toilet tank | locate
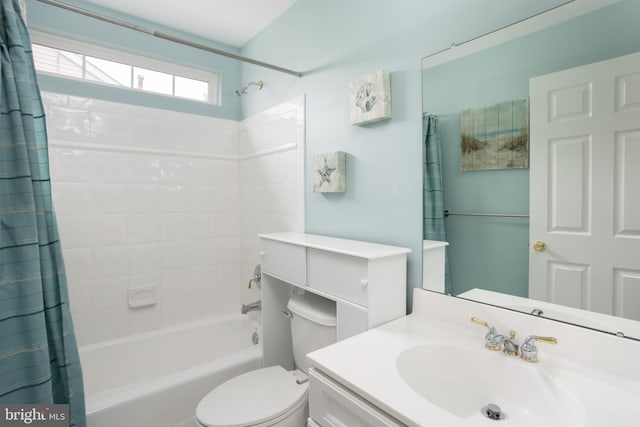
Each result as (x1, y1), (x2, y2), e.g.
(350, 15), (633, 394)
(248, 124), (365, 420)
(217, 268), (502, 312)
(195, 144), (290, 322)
(287, 292), (337, 373)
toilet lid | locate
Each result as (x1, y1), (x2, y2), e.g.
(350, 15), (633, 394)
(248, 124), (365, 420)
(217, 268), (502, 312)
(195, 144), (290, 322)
(196, 366), (308, 427)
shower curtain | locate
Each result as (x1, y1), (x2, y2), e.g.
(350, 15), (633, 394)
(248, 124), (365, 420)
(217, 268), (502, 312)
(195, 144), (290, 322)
(0, 1), (85, 425)
(423, 115), (451, 294)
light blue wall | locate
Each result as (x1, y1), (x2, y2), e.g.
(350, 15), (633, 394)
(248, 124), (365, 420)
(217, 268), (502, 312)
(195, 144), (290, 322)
(25, 0), (578, 309)
(239, 0), (567, 309)
(25, 0), (242, 120)
(422, 0), (640, 297)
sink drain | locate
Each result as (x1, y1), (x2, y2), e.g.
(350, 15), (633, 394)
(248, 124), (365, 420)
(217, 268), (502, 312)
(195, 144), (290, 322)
(481, 403), (505, 420)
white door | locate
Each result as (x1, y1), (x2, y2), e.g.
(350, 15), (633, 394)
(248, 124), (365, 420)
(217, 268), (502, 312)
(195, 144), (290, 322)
(529, 52), (640, 320)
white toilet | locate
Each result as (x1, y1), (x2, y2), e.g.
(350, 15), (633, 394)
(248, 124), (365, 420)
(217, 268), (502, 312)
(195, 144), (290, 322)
(195, 292), (337, 427)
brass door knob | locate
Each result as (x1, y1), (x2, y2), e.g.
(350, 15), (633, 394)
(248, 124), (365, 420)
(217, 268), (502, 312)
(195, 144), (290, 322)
(533, 241), (547, 252)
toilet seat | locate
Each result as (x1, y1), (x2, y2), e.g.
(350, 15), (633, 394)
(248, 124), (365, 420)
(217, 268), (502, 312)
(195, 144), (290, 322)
(196, 366), (308, 427)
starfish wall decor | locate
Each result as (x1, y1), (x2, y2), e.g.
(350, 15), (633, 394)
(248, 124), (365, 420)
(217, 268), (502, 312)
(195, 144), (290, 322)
(313, 152), (346, 193)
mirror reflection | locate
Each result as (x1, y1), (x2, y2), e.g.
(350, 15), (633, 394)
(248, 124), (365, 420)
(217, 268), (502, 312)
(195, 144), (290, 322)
(421, 0), (640, 339)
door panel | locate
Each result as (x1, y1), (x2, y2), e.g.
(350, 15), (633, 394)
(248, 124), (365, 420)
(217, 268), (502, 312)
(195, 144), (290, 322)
(548, 135), (591, 233)
(613, 269), (640, 319)
(530, 52), (640, 319)
(615, 72), (640, 112)
(548, 82), (592, 121)
(614, 130), (640, 237)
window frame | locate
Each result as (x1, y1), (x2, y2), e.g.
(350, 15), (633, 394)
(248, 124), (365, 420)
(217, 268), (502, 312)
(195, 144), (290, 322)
(30, 31), (220, 105)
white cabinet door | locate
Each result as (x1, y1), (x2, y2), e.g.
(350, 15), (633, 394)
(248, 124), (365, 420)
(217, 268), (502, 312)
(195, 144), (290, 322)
(262, 239), (307, 285)
(529, 52), (640, 319)
(309, 369), (405, 427)
(307, 248), (368, 306)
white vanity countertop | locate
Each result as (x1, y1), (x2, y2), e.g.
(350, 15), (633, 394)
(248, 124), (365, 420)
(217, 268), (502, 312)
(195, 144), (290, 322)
(308, 312), (475, 427)
(307, 290), (640, 427)
(259, 232), (411, 259)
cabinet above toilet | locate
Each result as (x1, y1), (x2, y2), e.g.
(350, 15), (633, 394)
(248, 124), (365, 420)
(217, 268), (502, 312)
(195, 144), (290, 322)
(259, 232), (410, 369)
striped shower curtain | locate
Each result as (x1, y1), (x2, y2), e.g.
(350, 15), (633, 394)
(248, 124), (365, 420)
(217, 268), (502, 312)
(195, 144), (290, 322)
(423, 115), (451, 294)
(0, 0), (85, 425)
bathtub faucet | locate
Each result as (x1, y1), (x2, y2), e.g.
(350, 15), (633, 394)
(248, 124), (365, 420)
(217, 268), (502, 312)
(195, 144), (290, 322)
(241, 299), (262, 314)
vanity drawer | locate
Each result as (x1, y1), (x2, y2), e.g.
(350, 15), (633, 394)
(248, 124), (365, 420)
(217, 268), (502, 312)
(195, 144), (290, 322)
(261, 239), (306, 285)
(307, 248), (368, 306)
(309, 368), (404, 427)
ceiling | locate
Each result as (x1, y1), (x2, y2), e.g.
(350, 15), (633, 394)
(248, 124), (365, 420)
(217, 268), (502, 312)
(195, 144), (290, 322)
(82, 0), (298, 48)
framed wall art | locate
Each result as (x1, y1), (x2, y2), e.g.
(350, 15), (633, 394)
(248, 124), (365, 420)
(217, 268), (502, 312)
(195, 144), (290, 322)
(460, 98), (529, 171)
(349, 70), (392, 126)
(313, 151), (346, 193)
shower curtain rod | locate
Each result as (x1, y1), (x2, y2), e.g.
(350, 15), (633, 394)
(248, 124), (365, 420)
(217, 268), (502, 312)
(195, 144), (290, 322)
(34, 0), (304, 77)
(444, 210), (529, 218)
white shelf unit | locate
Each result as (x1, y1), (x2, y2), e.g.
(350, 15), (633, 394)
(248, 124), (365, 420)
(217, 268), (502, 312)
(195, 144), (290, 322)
(260, 232), (410, 369)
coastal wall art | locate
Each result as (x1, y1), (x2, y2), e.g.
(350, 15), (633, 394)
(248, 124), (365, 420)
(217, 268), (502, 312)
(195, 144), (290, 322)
(349, 70), (392, 126)
(460, 98), (529, 171)
(313, 151), (346, 193)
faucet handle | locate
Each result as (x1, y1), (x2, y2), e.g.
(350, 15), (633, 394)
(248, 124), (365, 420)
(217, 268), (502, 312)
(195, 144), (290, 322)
(471, 317), (504, 351)
(520, 335), (557, 363)
(248, 265), (262, 289)
(470, 317), (488, 327)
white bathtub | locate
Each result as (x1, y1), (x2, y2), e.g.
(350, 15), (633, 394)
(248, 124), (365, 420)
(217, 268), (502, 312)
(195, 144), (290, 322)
(80, 314), (263, 427)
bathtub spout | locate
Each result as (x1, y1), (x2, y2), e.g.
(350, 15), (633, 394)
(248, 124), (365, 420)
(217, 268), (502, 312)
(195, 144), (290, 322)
(241, 300), (262, 314)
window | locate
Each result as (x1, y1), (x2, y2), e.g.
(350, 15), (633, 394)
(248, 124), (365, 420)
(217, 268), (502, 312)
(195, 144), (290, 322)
(31, 32), (218, 105)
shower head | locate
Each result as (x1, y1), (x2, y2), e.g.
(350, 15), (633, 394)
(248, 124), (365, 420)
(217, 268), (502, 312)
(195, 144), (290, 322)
(235, 80), (263, 96)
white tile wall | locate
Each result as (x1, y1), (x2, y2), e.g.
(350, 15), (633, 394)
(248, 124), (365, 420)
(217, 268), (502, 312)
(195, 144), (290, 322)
(45, 92), (305, 346)
(239, 96), (306, 307)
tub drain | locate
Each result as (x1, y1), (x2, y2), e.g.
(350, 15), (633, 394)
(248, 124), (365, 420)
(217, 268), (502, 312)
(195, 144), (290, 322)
(251, 331), (259, 345)
(481, 403), (505, 420)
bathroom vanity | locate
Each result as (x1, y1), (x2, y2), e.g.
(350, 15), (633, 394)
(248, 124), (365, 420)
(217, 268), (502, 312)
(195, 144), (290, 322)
(307, 289), (640, 427)
(259, 232), (411, 370)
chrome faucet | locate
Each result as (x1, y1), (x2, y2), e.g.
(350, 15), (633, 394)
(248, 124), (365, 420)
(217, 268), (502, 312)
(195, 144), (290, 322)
(241, 299), (262, 314)
(472, 317), (558, 362)
(502, 330), (520, 356)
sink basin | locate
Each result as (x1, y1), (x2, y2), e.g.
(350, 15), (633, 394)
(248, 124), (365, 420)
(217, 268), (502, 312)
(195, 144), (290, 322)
(396, 344), (585, 426)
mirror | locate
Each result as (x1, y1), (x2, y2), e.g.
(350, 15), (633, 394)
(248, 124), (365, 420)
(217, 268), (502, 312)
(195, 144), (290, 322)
(421, 0), (640, 339)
